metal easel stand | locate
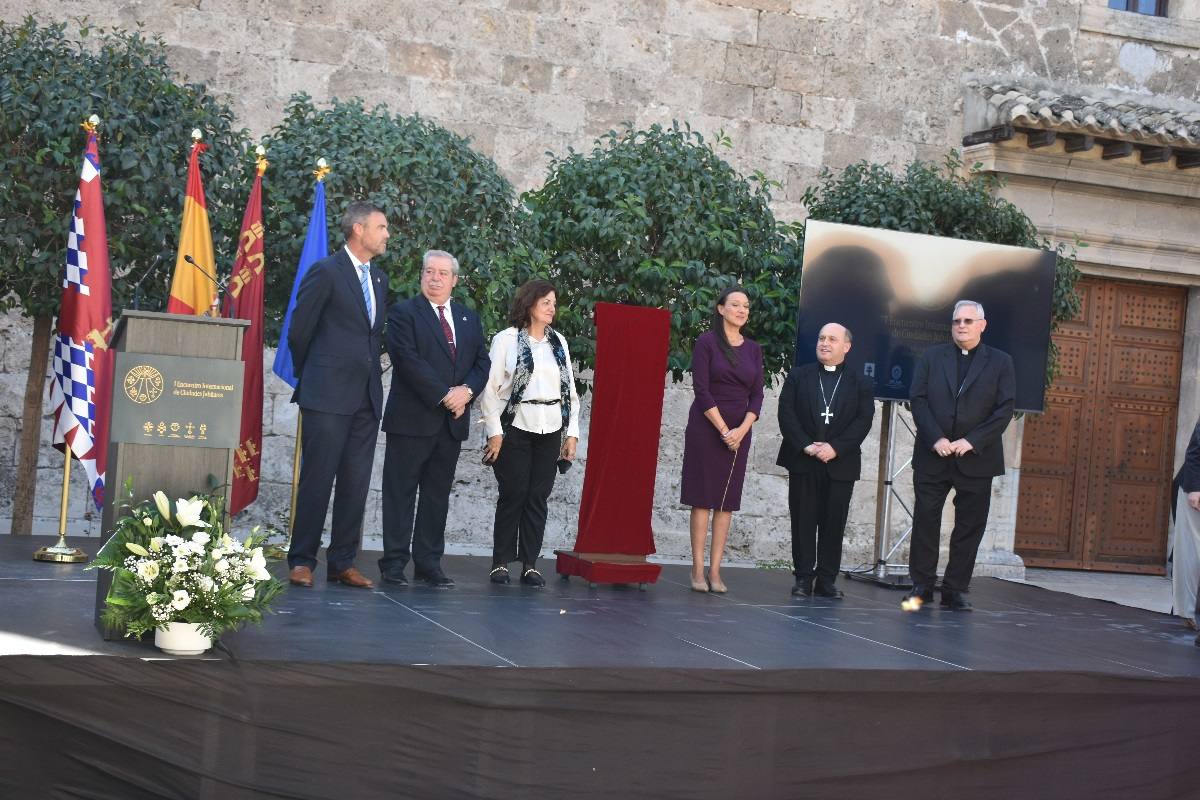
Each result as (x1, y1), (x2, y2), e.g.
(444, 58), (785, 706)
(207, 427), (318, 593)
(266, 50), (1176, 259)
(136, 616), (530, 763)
(845, 400), (914, 590)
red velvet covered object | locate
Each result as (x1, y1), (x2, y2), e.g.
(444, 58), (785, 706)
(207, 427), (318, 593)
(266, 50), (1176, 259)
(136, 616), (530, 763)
(556, 303), (670, 586)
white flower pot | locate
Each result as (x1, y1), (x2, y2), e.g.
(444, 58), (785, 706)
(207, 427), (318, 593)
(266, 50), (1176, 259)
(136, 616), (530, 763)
(154, 622), (211, 656)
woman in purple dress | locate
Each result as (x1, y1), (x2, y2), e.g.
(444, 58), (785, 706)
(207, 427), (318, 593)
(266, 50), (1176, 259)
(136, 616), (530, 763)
(680, 287), (764, 593)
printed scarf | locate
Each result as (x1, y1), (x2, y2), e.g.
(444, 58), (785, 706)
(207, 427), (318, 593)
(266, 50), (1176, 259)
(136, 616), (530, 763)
(502, 326), (572, 445)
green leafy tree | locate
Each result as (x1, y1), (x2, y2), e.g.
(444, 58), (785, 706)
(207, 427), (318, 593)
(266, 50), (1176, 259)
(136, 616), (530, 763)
(0, 17), (250, 534)
(800, 152), (1082, 381)
(259, 95), (529, 340)
(522, 122), (800, 383)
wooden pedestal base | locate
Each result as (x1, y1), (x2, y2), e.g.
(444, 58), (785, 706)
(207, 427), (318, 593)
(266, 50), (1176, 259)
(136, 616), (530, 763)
(554, 550), (662, 588)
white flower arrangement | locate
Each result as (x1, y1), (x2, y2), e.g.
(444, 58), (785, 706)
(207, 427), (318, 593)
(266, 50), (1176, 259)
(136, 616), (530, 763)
(90, 483), (284, 640)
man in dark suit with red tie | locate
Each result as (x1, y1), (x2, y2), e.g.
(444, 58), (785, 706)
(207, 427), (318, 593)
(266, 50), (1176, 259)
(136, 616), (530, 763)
(777, 323), (875, 599)
(379, 250), (490, 587)
(286, 201), (390, 589)
(905, 300), (1015, 611)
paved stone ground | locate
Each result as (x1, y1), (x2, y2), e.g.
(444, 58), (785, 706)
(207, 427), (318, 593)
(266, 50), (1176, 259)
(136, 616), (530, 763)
(1015, 567), (1174, 615)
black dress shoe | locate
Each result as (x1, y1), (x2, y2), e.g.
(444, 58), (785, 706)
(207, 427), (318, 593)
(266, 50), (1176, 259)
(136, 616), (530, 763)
(791, 579), (814, 597)
(940, 590), (973, 611)
(380, 571), (409, 587)
(904, 584), (934, 603)
(520, 567), (546, 587)
(489, 565), (510, 585)
(415, 569), (455, 587)
(813, 583), (844, 599)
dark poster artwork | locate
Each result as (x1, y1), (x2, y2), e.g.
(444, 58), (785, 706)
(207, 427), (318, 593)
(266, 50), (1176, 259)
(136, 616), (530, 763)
(796, 220), (1057, 412)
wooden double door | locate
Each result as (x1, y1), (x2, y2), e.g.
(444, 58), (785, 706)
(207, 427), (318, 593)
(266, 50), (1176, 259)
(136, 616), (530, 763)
(1015, 277), (1186, 574)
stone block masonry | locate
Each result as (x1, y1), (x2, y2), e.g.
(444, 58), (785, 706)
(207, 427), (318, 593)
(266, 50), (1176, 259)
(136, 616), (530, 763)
(5, 0), (1195, 219)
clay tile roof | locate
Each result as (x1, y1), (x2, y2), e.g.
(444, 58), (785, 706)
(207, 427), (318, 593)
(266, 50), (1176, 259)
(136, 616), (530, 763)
(972, 82), (1200, 147)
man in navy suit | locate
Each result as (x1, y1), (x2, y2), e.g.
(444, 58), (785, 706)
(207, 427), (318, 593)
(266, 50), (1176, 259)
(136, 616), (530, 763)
(286, 201), (390, 589)
(379, 250), (490, 587)
(905, 300), (1015, 611)
(777, 322), (875, 599)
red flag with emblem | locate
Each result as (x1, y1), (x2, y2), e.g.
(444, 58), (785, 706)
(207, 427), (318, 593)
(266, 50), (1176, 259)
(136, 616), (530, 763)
(224, 155), (267, 514)
(49, 121), (114, 509)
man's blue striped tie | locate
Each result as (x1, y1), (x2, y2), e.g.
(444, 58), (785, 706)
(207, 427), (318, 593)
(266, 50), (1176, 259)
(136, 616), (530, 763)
(359, 265), (373, 323)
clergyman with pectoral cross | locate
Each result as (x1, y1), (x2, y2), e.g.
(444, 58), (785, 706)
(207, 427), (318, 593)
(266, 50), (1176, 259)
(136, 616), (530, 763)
(776, 322), (876, 599)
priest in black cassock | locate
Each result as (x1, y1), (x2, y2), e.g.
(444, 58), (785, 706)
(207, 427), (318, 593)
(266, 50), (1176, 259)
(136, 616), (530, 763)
(904, 300), (1015, 612)
(777, 322), (875, 598)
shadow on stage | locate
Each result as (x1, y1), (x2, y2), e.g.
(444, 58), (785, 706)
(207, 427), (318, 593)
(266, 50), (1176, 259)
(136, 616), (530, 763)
(2, 535), (1200, 799)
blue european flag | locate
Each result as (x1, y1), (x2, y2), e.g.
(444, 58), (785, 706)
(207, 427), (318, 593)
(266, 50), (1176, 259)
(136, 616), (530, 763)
(272, 180), (329, 388)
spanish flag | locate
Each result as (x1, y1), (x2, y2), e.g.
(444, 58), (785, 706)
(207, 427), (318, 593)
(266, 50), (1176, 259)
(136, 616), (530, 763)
(166, 138), (217, 315)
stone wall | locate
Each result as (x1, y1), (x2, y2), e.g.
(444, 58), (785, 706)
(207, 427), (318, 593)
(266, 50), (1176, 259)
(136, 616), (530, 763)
(2, 0), (1198, 570)
(1, 0), (1197, 220)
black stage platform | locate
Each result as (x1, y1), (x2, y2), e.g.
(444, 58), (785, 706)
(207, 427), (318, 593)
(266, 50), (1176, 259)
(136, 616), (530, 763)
(3, 534), (1200, 799)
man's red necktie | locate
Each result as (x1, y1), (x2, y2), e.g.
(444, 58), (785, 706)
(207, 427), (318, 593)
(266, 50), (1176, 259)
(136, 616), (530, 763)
(437, 305), (457, 360)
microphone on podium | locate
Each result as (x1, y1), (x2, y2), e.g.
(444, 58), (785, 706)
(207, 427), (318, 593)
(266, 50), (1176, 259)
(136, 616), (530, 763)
(130, 252), (167, 311)
(183, 254), (228, 317)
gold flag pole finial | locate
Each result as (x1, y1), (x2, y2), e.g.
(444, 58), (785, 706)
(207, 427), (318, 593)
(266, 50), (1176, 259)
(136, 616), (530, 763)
(81, 114), (100, 135)
(255, 144), (269, 176)
(313, 157), (331, 182)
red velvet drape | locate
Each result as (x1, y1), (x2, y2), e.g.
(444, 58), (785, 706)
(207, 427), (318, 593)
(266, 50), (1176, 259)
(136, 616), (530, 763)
(574, 303), (671, 555)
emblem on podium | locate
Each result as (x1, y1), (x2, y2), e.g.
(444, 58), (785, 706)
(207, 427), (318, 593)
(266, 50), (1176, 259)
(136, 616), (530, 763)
(123, 365), (164, 404)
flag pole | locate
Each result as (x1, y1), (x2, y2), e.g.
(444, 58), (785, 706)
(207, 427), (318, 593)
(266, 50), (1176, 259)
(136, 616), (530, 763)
(37, 113), (110, 565)
(33, 448), (87, 563)
(274, 157), (330, 558)
(287, 415), (302, 552)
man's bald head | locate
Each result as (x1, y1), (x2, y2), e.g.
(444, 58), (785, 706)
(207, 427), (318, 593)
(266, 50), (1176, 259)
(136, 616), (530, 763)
(816, 323), (852, 366)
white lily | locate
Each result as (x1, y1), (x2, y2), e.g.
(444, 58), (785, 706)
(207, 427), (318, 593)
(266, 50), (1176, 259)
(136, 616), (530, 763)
(136, 560), (160, 582)
(153, 491), (171, 521)
(247, 547), (271, 582)
(149, 537), (164, 552)
(174, 497), (210, 529)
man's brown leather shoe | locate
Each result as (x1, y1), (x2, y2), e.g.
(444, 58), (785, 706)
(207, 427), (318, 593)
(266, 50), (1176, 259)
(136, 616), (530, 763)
(289, 565), (314, 587)
(328, 566), (375, 588)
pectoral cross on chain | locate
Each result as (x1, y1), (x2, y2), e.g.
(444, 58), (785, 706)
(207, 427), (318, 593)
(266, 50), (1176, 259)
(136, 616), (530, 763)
(818, 371), (842, 427)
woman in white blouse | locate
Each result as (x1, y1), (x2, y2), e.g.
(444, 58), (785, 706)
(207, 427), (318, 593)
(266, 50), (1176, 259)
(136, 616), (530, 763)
(479, 280), (580, 587)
